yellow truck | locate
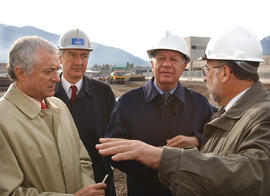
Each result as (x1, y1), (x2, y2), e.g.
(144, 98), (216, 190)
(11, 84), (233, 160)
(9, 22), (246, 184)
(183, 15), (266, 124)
(109, 71), (126, 84)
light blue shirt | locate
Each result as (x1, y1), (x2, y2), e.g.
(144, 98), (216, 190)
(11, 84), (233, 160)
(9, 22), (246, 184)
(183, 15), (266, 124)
(153, 82), (177, 95)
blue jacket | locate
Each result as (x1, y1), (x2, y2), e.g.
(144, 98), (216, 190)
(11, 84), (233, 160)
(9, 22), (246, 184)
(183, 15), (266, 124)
(105, 78), (213, 196)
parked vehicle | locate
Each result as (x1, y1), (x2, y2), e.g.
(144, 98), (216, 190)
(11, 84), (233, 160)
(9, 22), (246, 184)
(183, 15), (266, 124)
(109, 71), (126, 84)
(125, 72), (145, 81)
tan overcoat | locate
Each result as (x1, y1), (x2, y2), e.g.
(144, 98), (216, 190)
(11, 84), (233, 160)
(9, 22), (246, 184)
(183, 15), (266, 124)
(0, 84), (95, 195)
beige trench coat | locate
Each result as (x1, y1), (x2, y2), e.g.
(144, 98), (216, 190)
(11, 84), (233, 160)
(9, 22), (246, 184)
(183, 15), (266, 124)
(158, 82), (270, 196)
(0, 84), (95, 195)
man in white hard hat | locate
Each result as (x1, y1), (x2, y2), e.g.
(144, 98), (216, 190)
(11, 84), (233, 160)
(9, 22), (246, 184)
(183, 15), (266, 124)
(104, 32), (213, 196)
(0, 36), (106, 196)
(97, 27), (270, 196)
(54, 29), (116, 196)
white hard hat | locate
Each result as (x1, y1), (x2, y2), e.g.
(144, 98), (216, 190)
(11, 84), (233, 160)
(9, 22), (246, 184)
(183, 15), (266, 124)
(203, 26), (263, 62)
(147, 31), (190, 63)
(58, 29), (93, 51)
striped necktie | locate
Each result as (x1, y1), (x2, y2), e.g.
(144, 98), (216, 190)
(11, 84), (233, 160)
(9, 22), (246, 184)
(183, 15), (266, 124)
(161, 92), (172, 105)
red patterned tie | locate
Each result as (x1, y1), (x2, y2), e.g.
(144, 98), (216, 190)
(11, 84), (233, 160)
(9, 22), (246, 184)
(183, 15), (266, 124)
(41, 102), (47, 109)
(70, 85), (78, 104)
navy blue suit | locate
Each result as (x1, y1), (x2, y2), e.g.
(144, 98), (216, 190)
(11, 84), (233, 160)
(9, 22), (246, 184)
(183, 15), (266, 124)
(55, 75), (116, 196)
(105, 78), (212, 196)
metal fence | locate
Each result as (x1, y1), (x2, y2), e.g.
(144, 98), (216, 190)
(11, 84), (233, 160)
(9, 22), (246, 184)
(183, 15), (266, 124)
(180, 70), (204, 82)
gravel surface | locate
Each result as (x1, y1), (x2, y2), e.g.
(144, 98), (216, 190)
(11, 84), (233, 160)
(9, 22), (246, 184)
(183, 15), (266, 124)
(114, 169), (127, 196)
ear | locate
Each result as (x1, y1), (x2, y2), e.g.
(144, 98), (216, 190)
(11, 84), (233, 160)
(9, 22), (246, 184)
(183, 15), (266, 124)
(220, 65), (231, 82)
(14, 66), (26, 81)
(59, 55), (63, 64)
(181, 62), (188, 72)
(150, 60), (155, 72)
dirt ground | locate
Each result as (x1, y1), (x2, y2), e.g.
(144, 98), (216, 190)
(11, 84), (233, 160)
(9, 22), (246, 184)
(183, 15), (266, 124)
(110, 80), (210, 98)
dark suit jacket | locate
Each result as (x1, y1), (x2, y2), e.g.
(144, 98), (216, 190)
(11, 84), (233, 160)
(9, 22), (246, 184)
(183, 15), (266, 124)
(55, 74), (116, 196)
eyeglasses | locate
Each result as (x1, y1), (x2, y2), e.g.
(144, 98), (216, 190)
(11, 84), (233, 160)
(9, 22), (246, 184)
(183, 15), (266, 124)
(201, 64), (225, 76)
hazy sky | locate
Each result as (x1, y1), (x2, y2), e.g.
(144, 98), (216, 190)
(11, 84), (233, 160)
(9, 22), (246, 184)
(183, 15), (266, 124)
(1, 0), (269, 60)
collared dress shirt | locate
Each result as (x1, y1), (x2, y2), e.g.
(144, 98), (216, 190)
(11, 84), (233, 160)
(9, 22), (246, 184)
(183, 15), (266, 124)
(61, 76), (83, 99)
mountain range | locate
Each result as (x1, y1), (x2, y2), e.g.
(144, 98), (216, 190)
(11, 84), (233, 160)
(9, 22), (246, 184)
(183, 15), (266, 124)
(261, 36), (270, 55)
(0, 24), (150, 66)
(0, 23), (269, 66)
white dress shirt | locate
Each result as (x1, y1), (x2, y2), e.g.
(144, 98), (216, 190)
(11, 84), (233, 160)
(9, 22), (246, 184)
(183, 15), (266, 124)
(225, 88), (249, 112)
(61, 76), (83, 99)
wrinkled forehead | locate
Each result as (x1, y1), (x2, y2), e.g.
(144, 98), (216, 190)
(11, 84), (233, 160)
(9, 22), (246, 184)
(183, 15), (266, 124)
(153, 49), (184, 58)
(63, 49), (90, 54)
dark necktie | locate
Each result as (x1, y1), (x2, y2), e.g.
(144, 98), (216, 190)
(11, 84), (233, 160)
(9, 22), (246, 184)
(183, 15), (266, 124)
(219, 107), (225, 114)
(211, 107), (225, 119)
(41, 102), (47, 109)
(70, 85), (78, 104)
(161, 92), (173, 105)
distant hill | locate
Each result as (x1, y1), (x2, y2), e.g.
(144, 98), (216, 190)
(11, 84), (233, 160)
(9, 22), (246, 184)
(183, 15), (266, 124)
(261, 36), (270, 55)
(0, 24), (150, 66)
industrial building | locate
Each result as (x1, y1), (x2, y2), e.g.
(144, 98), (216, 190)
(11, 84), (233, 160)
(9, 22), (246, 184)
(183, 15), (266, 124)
(184, 36), (210, 70)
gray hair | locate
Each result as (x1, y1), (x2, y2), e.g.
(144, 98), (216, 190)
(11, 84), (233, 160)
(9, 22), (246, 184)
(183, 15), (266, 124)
(217, 60), (259, 82)
(7, 36), (57, 81)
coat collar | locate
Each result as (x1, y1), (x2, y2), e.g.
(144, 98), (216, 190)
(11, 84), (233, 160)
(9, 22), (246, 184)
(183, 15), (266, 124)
(80, 75), (93, 97)
(208, 81), (268, 131)
(4, 83), (60, 119)
(55, 73), (93, 99)
(143, 77), (185, 104)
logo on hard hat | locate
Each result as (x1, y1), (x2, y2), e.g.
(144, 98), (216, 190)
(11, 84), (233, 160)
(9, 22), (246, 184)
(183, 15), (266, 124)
(72, 38), (84, 46)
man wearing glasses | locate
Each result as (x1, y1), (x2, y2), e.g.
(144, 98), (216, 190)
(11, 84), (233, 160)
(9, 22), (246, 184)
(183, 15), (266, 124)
(97, 27), (270, 196)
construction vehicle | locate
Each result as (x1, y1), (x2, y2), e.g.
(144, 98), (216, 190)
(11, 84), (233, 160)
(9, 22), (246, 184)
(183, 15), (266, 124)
(109, 71), (126, 84)
(125, 72), (145, 81)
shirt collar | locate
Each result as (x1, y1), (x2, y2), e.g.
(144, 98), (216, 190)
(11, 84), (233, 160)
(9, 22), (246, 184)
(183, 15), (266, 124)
(15, 85), (45, 109)
(153, 81), (177, 94)
(143, 77), (185, 103)
(225, 87), (249, 112)
(61, 75), (83, 98)
(5, 84), (61, 119)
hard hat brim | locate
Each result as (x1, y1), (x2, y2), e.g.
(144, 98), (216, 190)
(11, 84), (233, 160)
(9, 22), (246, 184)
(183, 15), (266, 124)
(147, 48), (190, 63)
(58, 46), (93, 51)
